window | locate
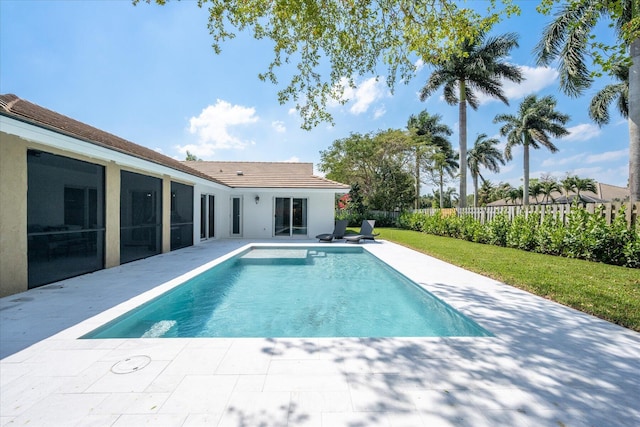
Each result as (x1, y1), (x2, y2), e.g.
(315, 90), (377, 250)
(27, 150), (105, 288)
(120, 171), (162, 264)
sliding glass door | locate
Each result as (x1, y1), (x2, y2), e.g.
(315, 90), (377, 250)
(120, 171), (162, 264)
(274, 197), (307, 236)
(27, 150), (105, 288)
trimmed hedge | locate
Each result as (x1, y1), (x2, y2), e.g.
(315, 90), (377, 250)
(397, 205), (640, 268)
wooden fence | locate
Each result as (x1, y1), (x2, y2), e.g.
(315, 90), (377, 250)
(413, 202), (640, 227)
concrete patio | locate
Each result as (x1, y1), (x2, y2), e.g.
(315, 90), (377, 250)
(1, 239), (639, 426)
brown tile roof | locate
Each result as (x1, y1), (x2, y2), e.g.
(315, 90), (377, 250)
(183, 161), (350, 189)
(0, 94), (224, 185)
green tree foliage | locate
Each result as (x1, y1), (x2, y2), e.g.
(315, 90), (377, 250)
(406, 110), (453, 208)
(432, 187), (458, 208)
(589, 61), (629, 125)
(539, 176), (560, 203)
(427, 143), (459, 209)
(419, 31), (522, 207)
(561, 174), (598, 203)
(185, 150), (202, 161)
(494, 94), (570, 206)
(135, 0), (521, 129)
(319, 129), (414, 211)
(535, 0), (639, 203)
(467, 133), (505, 207)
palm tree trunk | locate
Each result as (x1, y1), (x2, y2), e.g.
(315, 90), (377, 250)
(473, 173), (479, 207)
(523, 142), (530, 206)
(629, 36), (640, 203)
(458, 81), (468, 208)
(439, 169), (444, 209)
(415, 150), (421, 209)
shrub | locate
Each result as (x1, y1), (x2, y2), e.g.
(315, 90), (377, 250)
(535, 210), (565, 255)
(486, 211), (510, 247)
(396, 205), (638, 268)
(506, 211), (540, 251)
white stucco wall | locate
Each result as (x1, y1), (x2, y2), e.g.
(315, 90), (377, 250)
(236, 189), (341, 239)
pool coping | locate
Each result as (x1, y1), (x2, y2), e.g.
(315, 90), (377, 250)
(1, 239), (639, 426)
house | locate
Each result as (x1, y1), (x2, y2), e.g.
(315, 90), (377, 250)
(0, 94), (349, 297)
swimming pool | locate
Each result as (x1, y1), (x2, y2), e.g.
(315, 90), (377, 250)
(82, 246), (491, 338)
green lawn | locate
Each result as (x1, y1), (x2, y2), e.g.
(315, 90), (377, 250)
(372, 228), (640, 332)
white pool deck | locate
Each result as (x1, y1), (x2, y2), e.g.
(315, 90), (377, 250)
(1, 239), (639, 427)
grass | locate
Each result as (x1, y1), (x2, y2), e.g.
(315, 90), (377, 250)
(373, 227), (640, 332)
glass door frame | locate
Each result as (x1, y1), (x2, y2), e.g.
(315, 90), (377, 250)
(200, 194), (215, 240)
(273, 197), (308, 237)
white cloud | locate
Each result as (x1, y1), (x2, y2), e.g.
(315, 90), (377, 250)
(153, 147), (164, 154)
(414, 59), (425, 72)
(331, 76), (388, 115)
(180, 99), (258, 157)
(282, 156), (300, 163)
(373, 105), (386, 119)
(541, 153), (586, 168)
(288, 107), (297, 116)
(538, 149), (627, 174)
(477, 65), (558, 105)
(564, 123), (601, 142)
(272, 120), (286, 133)
(585, 149), (628, 164)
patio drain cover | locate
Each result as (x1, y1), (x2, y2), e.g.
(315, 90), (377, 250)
(111, 355), (151, 374)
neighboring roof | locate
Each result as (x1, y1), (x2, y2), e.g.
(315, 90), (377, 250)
(183, 161), (350, 189)
(597, 182), (629, 201)
(0, 94), (224, 186)
(486, 182), (629, 206)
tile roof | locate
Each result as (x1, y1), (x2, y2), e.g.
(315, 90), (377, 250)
(183, 161), (350, 189)
(0, 94), (224, 185)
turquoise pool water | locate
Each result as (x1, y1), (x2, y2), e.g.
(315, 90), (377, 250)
(83, 246), (491, 338)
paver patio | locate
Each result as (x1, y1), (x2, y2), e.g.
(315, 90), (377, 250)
(1, 239), (639, 426)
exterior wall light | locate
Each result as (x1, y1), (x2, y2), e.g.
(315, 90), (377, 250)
(255, 195), (260, 204)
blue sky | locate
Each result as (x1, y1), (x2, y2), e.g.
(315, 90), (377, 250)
(0, 0), (630, 193)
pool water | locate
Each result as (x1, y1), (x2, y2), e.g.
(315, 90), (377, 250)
(83, 246), (491, 338)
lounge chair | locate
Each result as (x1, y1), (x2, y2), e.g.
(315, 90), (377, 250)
(315, 219), (349, 242)
(344, 219), (380, 243)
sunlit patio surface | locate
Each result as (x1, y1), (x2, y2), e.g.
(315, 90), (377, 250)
(1, 239), (639, 426)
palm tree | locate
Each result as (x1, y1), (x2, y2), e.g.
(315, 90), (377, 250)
(407, 111), (453, 209)
(467, 133), (505, 207)
(494, 182), (513, 203)
(575, 177), (598, 200)
(419, 31), (522, 208)
(534, 0), (639, 202)
(561, 175), (578, 204)
(506, 186), (523, 205)
(589, 61), (629, 125)
(528, 179), (544, 204)
(477, 179), (497, 206)
(494, 95), (570, 206)
(540, 178), (560, 203)
(429, 144), (459, 209)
